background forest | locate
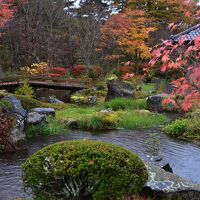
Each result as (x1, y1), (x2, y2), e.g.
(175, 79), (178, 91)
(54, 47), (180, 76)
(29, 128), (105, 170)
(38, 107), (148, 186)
(0, 0), (199, 71)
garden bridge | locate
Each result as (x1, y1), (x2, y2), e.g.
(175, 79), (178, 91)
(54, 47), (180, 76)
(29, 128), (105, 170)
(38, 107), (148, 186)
(0, 76), (89, 92)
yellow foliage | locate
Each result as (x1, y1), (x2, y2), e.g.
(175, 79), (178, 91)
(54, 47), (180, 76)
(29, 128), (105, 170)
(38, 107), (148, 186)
(21, 62), (49, 75)
(118, 10), (156, 59)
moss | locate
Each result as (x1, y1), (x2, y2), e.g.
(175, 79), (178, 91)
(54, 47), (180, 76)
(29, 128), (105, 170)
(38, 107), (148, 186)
(14, 94), (72, 111)
(22, 140), (148, 200)
(71, 84), (107, 104)
(0, 98), (13, 111)
(0, 92), (73, 111)
(16, 95), (72, 111)
(71, 95), (88, 104)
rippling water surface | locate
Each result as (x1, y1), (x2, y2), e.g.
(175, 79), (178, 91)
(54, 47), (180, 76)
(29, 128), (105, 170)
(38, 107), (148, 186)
(1, 129), (200, 200)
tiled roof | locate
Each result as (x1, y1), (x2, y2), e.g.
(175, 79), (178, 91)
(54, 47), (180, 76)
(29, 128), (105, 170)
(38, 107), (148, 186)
(170, 24), (200, 42)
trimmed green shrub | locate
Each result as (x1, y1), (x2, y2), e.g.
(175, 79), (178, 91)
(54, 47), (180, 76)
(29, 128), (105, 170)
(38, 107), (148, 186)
(103, 98), (147, 111)
(164, 119), (188, 138)
(164, 115), (200, 140)
(26, 118), (67, 137)
(22, 140), (148, 200)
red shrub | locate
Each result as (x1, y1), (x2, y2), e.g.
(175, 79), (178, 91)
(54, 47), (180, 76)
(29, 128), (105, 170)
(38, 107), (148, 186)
(50, 67), (68, 77)
(71, 65), (86, 77)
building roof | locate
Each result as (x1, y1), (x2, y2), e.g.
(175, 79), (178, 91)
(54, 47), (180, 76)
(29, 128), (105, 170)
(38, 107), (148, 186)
(170, 23), (200, 42)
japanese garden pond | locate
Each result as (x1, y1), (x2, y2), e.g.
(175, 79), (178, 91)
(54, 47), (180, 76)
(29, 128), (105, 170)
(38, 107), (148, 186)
(1, 128), (200, 200)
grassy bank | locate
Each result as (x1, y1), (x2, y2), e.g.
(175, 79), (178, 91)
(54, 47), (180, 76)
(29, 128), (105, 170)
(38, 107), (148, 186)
(57, 101), (167, 130)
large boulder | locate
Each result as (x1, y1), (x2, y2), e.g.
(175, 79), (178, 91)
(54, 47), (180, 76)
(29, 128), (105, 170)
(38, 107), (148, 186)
(143, 163), (200, 200)
(5, 95), (27, 142)
(28, 108), (55, 126)
(147, 93), (174, 112)
(27, 112), (46, 125)
(30, 108), (55, 117)
(6, 95), (27, 118)
(106, 79), (134, 101)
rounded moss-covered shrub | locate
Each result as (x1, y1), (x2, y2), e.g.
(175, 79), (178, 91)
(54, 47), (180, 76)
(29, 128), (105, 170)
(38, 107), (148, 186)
(22, 140), (148, 200)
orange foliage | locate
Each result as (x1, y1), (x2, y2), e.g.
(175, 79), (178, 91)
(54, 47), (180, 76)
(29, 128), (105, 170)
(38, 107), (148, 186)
(100, 9), (155, 60)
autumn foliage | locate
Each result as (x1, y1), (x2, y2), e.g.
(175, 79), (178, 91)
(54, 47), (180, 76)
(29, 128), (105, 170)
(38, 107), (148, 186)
(90, 65), (104, 77)
(21, 62), (49, 75)
(151, 35), (200, 111)
(0, 0), (14, 28)
(100, 9), (155, 63)
(71, 65), (86, 77)
(0, 112), (16, 153)
(50, 67), (68, 77)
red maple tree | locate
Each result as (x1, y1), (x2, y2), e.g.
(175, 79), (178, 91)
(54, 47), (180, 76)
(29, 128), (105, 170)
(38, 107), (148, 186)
(150, 34), (200, 111)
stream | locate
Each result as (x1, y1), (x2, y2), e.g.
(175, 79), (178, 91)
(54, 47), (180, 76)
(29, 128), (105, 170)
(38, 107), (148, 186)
(1, 129), (200, 200)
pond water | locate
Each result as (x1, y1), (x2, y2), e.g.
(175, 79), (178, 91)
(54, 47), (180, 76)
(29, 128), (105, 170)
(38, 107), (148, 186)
(1, 129), (200, 200)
